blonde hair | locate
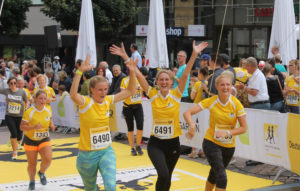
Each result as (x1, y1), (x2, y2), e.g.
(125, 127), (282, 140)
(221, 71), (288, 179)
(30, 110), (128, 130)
(215, 70), (233, 86)
(89, 76), (108, 96)
(155, 69), (174, 82)
(36, 74), (47, 82)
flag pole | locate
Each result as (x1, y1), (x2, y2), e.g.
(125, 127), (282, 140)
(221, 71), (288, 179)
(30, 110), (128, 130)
(0, 0), (5, 17)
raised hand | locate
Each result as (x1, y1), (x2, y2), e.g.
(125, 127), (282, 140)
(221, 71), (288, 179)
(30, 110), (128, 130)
(193, 41), (209, 55)
(126, 56), (139, 72)
(79, 54), (92, 72)
(109, 42), (127, 59)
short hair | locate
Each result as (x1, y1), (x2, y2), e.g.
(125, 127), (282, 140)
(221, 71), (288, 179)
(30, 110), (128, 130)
(246, 57), (258, 68)
(7, 61), (14, 68)
(36, 74), (47, 82)
(272, 45), (279, 51)
(34, 90), (47, 98)
(44, 68), (54, 75)
(263, 63), (272, 74)
(215, 70), (234, 86)
(99, 61), (108, 69)
(7, 77), (17, 84)
(57, 70), (67, 79)
(274, 55), (281, 63)
(178, 50), (187, 57)
(12, 67), (20, 74)
(239, 58), (247, 68)
(16, 76), (24, 81)
(58, 84), (66, 92)
(210, 53), (223, 66)
(130, 43), (138, 50)
(140, 67), (148, 76)
(112, 64), (121, 71)
(32, 66), (41, 74)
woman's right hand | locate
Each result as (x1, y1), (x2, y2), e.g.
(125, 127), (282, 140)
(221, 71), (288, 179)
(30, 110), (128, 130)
(186, 126), (196, 140)
(34, 123), (42, 130)
(78, 54), (92, 72)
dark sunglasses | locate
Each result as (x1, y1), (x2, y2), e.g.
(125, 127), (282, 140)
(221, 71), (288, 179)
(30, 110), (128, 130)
(9, 82), (16, 85)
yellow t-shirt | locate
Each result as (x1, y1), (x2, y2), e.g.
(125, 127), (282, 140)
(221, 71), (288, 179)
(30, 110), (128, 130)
(285, 75), (300, 106)
(199, 95), (246, 148)
(234, 67), (251, 84)
(22, 105), (52, 141)
(33, 86), (55, 101)
(147, 87), (182, 139)
(192, 81), (205, 103)
(23, 88), (32, 101)
(120, 76), (143, 106)
(78, 96), (114, 151)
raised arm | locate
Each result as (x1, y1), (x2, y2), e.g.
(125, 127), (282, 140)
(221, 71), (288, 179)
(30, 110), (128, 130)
(178, 41), (208, 93)
(70, 55), (92, 105)
(114, 58), (137, 103)
(110, 42), (149, 93)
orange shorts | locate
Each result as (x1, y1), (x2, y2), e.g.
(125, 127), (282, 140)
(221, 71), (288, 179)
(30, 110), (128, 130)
(23, 136), (51, 151)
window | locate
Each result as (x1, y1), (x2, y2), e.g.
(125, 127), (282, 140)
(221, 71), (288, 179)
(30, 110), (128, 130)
(31, 0), (43, 5)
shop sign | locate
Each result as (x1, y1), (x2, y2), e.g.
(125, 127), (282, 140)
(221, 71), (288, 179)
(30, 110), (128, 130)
(254, 8), (274, 17)
(188, 25), (205, 37)
(166, 27), (184, 37)
(136, 25), (184, 37)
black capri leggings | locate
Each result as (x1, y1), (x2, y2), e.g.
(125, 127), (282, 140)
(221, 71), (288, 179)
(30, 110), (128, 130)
(147, 136), (180, 191)
(5, 115), (23, 141)
(122, 104), (144, 132)
(202, 139), (235, 189)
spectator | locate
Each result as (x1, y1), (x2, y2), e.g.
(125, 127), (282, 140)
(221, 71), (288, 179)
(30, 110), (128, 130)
(288, 59), (297, 75)
(221, 53), (236, 84)
(0, 68), (8, 89)
(7, 61), (15, 79)
(258, 60), (265, 71)
(108, 65), (126, 95)
(174, 50), (190, 102)
(139, 67), (154, 87)
(57, 70), (72, 92)
(206, 53), (224, 96)
(274, 55), (287, 78)
(130, 43), (142, 68)
(1, 60), (10, 80)
(263, 63), (285, 112)
(271, 45), (280, 57)
(99, 61), (113, 85)
(239, 57), (270, 110)
(12, 67), (21, 78)
(45, 68), (59, 94)
(80, 70), (94, 96)
(52, 56), (61, 74)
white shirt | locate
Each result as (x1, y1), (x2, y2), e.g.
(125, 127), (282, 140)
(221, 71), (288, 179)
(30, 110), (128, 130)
(131, 51), (142, 68)
(247, 69), (269, 103)
(105, 68), (113, 85)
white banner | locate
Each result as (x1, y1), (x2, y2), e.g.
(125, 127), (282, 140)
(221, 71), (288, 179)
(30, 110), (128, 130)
(0, 94), (6, 120)
(188, 25), (205, 37)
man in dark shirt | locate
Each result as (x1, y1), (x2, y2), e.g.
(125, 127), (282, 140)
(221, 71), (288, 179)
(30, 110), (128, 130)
(206, 53), (224, 97)
(108, 64), (127, 95)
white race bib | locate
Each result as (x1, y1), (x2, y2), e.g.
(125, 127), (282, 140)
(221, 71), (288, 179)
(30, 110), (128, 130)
(214, 124), (233, 144)
(131, 92), (142, 102)
(8, 102), (21, 114)
(286, 95), (298, 105)
(90, 126), (112, 150)
(33, 130), (49, 140)
(153, 119), (174, 139)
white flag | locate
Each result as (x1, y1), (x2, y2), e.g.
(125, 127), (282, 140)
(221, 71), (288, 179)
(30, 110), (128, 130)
(146, 0), (169, 68)
(76, 0), (97, 67)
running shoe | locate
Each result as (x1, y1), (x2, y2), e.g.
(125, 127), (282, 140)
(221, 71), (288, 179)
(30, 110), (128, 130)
(18, 143), (23, 150)
(28, 181), (35, 190)
(131, 148), (137, 156)
(12, 152), (17, 160)
(38, 171), (47, 185)
(136, 146), (143, 155)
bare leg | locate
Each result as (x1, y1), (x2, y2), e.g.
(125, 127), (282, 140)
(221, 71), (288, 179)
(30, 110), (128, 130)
(39, 146), (52, 174)
(25, 150), (38, 181)
(11, 138), (18, 152)
(205, 181), (215, 191)
(136, 130), (143, 146)
(127, 131), (134, 148)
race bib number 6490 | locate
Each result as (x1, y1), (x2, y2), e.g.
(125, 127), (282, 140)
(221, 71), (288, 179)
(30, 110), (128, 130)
(90, 127), (112, 150)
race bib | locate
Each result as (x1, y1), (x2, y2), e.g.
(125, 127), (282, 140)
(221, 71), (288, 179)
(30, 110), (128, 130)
(8, 102), (21, 114)
(131, 92), (142, 102)
(214, 124), (233, 144)
(286, 95), (298, 105)
(34, 130), (49, 140)
(90, 126), (112, 150)
(153, 119), (174, 139)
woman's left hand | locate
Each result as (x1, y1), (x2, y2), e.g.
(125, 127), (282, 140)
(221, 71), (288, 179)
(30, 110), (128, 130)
(186, 126), (196, 140)
(50, 124), (56, 132)
(193, 41), (209, 55)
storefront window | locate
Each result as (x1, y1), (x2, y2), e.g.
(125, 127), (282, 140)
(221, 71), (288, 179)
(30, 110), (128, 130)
(252, 28), (268, 60)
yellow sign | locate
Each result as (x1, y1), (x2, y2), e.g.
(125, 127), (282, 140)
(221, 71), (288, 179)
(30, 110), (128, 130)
(287, 113), (300, 174)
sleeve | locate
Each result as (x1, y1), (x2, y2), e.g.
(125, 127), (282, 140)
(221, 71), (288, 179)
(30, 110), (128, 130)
(107, 95), (114, 106)
(147, 86), (157, 99)
(192, 82), (201, 93)
(22, 90), (28, 103)
(22, 108), (30, 122)
(173, 87), (183, 99)
(198, 97), (214, 110)
(120, 78), (126, 89)
(235, 99), (246, 117)
(78, 96), (89, 109)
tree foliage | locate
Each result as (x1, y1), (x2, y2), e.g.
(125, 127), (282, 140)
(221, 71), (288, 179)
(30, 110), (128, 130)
(0, 0), (32, 37)
(41, 0), (138, 41)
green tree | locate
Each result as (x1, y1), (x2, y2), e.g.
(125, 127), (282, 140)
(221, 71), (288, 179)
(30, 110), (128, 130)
(0, 0), (32, 37)
(41, 0), (138, 41)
